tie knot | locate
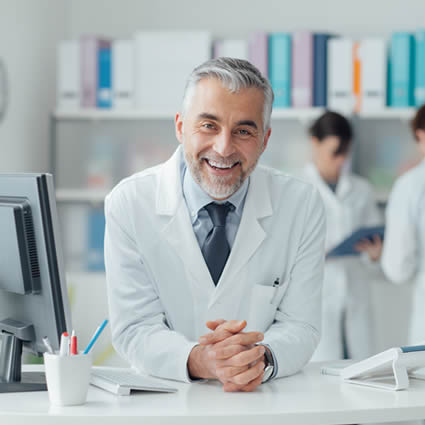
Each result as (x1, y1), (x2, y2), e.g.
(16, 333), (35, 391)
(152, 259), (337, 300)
(204, 202), (233, 227)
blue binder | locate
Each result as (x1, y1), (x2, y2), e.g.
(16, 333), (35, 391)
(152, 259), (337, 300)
(97, 46), (112, 108)
(415, 30), (425, 107)
(268, 33), (291, 108)
(313, 33), (331, 107)
(87, 208), (106, 271)
(389, 32), (415, 107)
(327, 226), (385, 258)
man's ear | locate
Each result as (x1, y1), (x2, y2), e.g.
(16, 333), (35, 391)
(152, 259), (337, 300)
(175, 113), (184, 144)
(261, 128), (272, 153)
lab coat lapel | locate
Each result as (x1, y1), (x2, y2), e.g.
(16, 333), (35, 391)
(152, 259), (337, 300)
(211, 167), (273, 303)
(304, 163), (341, 209)
(336, 173), (352, 200)
(156, 147), (213, 291)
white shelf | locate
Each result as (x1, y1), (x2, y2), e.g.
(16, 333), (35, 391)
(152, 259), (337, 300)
(56, 188), (108, 203)
(54, 108), (176, 120)
(54, 107), (417, 121)
(356, 107), (416, 120)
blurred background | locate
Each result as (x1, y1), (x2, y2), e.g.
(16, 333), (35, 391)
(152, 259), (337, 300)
(0, 0), (424, 366)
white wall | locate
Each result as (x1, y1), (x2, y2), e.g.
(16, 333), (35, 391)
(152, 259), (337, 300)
(0, 0), (68, 172)
(67, 0), (425, 39)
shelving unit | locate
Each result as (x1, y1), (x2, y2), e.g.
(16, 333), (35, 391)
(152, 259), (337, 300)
(51, 107), (416, 204)
(54, 107), (416, 122)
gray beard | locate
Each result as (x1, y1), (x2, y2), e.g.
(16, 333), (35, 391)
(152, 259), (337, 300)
(183, 149), (259, 199)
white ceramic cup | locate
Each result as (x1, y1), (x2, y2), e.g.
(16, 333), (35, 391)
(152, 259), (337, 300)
(44, 352), (92, 406)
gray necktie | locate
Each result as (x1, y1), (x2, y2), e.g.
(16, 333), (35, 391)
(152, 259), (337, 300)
(202, 202), (233, 285)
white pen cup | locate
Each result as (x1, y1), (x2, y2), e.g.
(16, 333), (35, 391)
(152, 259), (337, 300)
(44, 352), (92, 406)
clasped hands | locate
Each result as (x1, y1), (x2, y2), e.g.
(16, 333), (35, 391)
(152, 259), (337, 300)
(187, 319), (266, 392)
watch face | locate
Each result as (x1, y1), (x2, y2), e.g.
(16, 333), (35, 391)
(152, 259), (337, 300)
(262, 365), (274, 383)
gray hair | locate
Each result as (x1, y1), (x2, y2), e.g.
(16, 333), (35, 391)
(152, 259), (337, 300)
(181, 57), (274, 133)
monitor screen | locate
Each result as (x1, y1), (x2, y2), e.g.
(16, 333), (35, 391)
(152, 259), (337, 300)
(0, 173), (71, 392)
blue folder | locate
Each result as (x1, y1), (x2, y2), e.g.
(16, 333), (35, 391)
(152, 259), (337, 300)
(327, 226), (385, 258)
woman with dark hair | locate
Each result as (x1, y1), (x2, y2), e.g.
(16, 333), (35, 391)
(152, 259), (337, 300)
(381, 104), (425, 345)
(302, 111), (383, 362)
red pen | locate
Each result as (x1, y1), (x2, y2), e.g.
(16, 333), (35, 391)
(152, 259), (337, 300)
(70, 330), (78, 355)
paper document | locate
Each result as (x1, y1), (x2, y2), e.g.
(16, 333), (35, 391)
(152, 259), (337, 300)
(327, 226), (385, 258)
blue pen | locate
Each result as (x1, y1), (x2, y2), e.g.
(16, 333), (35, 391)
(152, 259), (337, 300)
(83, 319), (108, 354)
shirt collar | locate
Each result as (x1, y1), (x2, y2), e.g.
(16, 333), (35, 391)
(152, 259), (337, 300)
(181, 156), (249, 224)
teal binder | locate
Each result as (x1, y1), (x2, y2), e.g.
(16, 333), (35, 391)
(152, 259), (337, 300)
(415, 30), (425, 107)
(269, 33), (291, 108)
(389, 32), (415, 107)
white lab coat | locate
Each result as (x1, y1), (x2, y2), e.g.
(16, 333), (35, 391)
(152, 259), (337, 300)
(104, 147), (326, 383)
(301, 163), (382, 361)
(381, 158), (425, 344)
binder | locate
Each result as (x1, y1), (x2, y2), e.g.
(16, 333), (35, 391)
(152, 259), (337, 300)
(327, 38), (354, 112)
(80, 36), (110, 108)
(213, 39), (248, 60)
(112, 40), (135, 109)
(415, 30), (425, 107)
(359, 38), (387, 111)
(248, 32), (268, 77)
(97, 45), (112, 108)
(57, 40), (81, 109)
(134, 32), (211, 111)
(269, 33), (291, 108)
(313, 33), (331, 107)
(353, 42), (361, 112)
(87, 207), (106, 271)
(389, 32), (415, 107)
(291, 31), (313, 107)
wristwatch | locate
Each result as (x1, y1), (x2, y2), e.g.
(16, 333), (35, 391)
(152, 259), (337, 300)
(262, 345), (274, 383)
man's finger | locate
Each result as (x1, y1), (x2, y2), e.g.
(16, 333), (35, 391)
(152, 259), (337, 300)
(223, 364), (265, 392)
(206, 319), (226, 331)
(209, 343), (254, 360)
(209, 331), (264, 348)
(215, 345), (265, 368)
(216, 365), (249, 382)
(199, 320), (248, 345)
(224, 372), (264, 392)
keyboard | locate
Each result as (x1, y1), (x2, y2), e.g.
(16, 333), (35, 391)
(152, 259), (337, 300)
(90, 367), (178, 396)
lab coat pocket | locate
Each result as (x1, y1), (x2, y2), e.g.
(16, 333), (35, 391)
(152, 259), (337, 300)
(248, 282), (288, 332)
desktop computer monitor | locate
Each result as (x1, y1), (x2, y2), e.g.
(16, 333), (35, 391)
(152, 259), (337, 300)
(0, 173), (71, 392)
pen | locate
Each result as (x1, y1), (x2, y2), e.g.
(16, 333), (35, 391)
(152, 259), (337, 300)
(70, 330), (78, 355)
(42, 336), (54, 354)
(83, 319), (108, 355)
(59, 331), (70, 356)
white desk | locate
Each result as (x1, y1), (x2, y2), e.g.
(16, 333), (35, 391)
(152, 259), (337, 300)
(1, 363), (425, 425)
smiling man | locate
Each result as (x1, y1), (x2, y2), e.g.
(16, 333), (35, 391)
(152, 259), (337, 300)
(105, 58), (326, 392)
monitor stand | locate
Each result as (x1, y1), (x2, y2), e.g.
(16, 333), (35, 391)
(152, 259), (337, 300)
(0, 328), (47, 393)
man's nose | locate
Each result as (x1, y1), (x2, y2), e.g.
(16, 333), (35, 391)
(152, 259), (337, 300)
(212, 131), (236, 157)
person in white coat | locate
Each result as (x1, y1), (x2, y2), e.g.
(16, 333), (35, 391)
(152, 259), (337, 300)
(301, 111), (383, 362)
(104, 58), (326, 392)
(381, 104), (425, 345)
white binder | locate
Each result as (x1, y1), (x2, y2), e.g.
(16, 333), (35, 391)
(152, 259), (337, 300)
(112, 40), (135, 109)
(57, 40), (81, 109)
(327, 38), (354, 113)
(359, 38), (387, 111)
(214, 39), (248, 60)
(341, 345), (425, 391)
(134, 31), (211, 112)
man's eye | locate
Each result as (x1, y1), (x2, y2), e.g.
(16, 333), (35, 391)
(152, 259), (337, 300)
(237, 129), (251, 136)
(203, 123), (215, 129)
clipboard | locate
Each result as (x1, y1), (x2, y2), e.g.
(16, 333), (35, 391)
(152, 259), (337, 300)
(326, 225), (385, 258)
